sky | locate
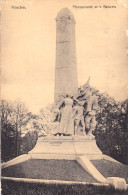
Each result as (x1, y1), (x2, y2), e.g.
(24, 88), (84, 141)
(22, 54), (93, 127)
(1, 0), (128, 113)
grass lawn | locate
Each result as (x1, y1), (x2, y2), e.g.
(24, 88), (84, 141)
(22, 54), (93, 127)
(2, 180), (128, 195)
(2, 159), (128, 194)
(2, 159), (97, 182)
(91, 159), (128, 183)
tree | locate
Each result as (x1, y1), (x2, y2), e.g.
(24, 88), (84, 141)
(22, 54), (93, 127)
(94, 92), (128, 164)
(1, 100), (32, 161)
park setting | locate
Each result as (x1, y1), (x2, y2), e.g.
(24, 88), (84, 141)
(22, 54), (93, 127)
(1, 2), (128, 195)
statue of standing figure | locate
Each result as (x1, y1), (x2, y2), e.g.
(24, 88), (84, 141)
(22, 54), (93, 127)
(73, 102), (86, 135)
(77, 77), (99, 137)
(58, 95), (74, 135)
(84, 89), (98, 136)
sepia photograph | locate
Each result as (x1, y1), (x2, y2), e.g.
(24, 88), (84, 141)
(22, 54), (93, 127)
(1, 0), (128, 194)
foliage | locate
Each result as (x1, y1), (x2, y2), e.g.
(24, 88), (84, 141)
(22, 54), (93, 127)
(39, 107), (53, 131)
(94, 92), (128, 164)
(20, 130), (38, 154)
(1, 122), (18, 162)
(1, 100), (38, 162)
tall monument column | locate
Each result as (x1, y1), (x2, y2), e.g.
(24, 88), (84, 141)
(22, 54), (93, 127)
(54, 8), (78, 102)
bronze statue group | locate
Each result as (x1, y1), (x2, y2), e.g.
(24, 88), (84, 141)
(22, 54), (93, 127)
(53, 79), (99, 137)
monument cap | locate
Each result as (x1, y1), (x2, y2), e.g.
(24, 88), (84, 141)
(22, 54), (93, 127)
(56, 7), (75, 21)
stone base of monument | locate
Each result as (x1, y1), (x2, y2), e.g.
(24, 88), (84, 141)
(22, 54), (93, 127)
(29, 135), (103, 160)
(2, 135), (128, 189)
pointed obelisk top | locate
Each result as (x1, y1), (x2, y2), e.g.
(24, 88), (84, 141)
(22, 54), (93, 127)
(56, 7), (75, 21)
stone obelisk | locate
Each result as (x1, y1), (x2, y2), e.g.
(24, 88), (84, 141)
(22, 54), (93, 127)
(54, 8), (78, 102)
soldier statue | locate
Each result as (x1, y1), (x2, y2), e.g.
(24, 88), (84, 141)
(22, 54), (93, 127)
(73, 102), (86, 135)
(77, 77), (99, 137)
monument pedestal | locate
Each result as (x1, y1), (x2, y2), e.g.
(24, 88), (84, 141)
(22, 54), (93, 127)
(29, 136), (102, 160)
